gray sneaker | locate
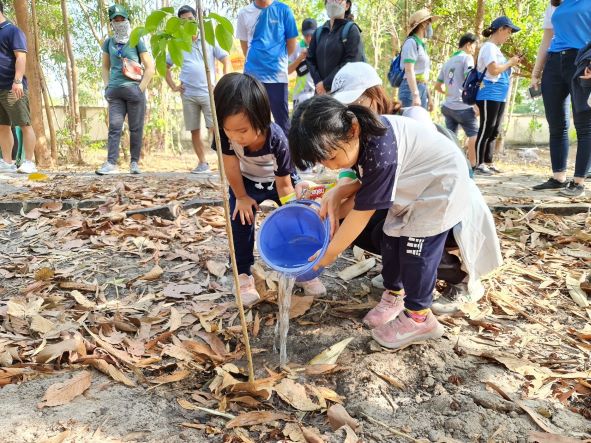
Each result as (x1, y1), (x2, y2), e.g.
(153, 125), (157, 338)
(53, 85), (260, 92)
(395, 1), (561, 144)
(0, 159), (17, 173)
(130, 161), (141, 174)
(431, 280), (485, 315)
(559, 180), (585, 197)
(96, 162), (118, 175)
(191, 162), (211, 175)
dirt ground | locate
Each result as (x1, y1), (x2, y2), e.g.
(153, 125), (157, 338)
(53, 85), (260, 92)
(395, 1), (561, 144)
(0, 148), (590, 443)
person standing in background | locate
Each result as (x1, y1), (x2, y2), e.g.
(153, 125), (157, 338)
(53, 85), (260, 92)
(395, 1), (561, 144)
(0, 0), (37, 174)
(236, 0), (298, 135)
(288, 18), (317, 110)
(436, 33), (480, 168)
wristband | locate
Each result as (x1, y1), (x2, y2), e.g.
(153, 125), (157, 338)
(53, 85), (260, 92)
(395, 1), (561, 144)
(338, 169), (358, 181)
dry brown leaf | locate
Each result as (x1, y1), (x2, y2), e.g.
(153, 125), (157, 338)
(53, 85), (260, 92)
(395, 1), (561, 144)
(516, 401), (563, 435)
(195, 331), (227, 356)
(527, 431), (589, 443)
(35, 337), (84, 363)
(314, 386), (344, 404)
(34, 267), (55, 281)
(303, 364), (341, 376)
(327, 404), (359, 432)
(150, 369), (190, 385)
(169, 307), (182, 332)
(58, 281), (98, 292)
(140, 265), (164, 281)
(290, 295), (314, 319)
(274, 378), (321, 411)
(30, 315), (55, 334)
(226, 411), (291, 429)
(71, 290), (96, 309)
(177, 398), (199, 410)
(339, 424), (360, 443)
(41, 201), (63, 212)
(38, 371), (92, 408)
(206, 260), (227, 278)
(162, 344), (195, 362)
(370, 368), (406, 390)
(39, 430), (71, 443)
(308, 338), (353, 365)
(89, 360), (135, 387)
(7, 297), (44, 318)
(301, 426), (325, 443)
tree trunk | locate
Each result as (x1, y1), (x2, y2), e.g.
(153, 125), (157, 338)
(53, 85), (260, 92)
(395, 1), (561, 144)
(30, 0), (57, 162)
(61, 0), (84, 164)
(475, 0), (485, 36)
(13, 0), (51, 167)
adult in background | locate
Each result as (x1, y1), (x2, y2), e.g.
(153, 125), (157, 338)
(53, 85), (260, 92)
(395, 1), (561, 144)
(306, 0), (364, 96)
(436, 33), (480, 168)
(345, 0), (354, 21)
(288, 18), (316, 110)
(473, 16), (521, 176)
(0, 0), (37, 174)
(236, 0), (298, 135)
(399, 8), (437, 110)
(97, 4), (155, 175)
(166, 5), (231, 175)
(531, 0), (591, 197)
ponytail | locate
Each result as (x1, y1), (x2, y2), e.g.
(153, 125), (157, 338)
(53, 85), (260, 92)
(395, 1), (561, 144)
(482, 26), (495, 38)
(288, 95), (386, 170)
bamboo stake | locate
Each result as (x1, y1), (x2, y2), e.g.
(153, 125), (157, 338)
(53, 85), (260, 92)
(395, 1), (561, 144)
(195, 0), (255, 383)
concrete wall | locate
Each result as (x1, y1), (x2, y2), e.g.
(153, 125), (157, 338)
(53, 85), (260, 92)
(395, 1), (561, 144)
(50, 106), (553, 146)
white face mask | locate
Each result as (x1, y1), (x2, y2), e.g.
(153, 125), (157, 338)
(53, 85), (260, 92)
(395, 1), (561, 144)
(112, 20), (131, 44)
(326, 2), (346, 19)
(425, 23), (434, 39)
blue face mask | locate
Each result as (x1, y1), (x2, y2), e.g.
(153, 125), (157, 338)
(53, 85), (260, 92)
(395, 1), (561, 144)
(425, 23), (433, 39)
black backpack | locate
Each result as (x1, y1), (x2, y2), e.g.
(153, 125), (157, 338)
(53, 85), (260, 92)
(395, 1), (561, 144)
(314, 21), (366, 62)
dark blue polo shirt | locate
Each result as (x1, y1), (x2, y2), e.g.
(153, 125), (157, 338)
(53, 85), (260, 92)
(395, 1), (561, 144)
(0, 20), (28, 90)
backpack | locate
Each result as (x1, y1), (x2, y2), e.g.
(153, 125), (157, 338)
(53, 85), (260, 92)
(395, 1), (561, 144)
(315, 21), (366, 62)
(387, 38), (415, 88)
(461, 67), (487, 105)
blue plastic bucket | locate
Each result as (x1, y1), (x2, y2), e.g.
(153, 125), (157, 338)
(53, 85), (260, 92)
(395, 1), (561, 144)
(257, 200), (330, 282)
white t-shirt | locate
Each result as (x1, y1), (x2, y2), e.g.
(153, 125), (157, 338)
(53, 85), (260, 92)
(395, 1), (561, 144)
(477, 41), (507, 83)
(236, 3), (262, 46)
(543, 5), (556, 30)
(383, 115), (470, 237)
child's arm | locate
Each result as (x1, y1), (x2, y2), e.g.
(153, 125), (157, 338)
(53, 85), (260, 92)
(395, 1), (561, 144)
(275, 174), (295, 200)
(223, 154), (258, 225)
(313, 209), (376, 270)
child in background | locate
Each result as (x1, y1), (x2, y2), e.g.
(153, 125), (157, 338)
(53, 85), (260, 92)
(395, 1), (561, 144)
(289, 95), (472, 349)
(213, 73), (326, 306)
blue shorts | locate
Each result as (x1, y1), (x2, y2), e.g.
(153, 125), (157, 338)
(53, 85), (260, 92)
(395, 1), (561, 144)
(441, 105), (479, 137)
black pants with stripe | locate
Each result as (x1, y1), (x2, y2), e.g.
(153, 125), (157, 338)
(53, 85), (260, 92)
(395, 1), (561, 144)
(381, 230), (451, 311)
(475, 99), (506, 166)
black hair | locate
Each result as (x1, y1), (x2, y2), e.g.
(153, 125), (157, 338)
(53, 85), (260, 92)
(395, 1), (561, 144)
(213, 73), (271, 134)
(550, 0), (562, 6)
(0, 1), (4, 14)
(288, 95), (387, 170)
(178, 5), (196, 18)
(459, 33), (477, 48)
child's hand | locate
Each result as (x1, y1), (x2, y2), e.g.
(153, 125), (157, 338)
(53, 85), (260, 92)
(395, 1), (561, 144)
(308, 247), (337, 271)
(319, 188), (342, 237)
(295, 181), (316, 199)
(233, 195), (258, 225)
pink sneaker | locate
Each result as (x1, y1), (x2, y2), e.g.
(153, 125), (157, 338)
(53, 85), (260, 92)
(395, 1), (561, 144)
(371, 311), (445, 350)
(295, 278), (326, 297)
(234, 274), (260, 307)
(363, 291), (405, 329)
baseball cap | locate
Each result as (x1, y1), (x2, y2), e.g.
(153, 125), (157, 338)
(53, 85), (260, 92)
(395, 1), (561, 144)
(108, 4), (129, 20)
(490, 16), (521, 33)
(301, 18), (317, 36)
(330, 62), (382, 104)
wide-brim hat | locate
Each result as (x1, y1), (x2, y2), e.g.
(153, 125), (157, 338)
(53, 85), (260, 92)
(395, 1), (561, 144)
(407, 8), (438, 35)
(331, 62), (382, 104)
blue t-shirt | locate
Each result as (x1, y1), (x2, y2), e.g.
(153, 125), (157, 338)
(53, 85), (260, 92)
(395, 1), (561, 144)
(476, 42), (511, 102)
(0, 21), (28, 91)
(239, 2), (298, 83)
(549, 0), (591, 52)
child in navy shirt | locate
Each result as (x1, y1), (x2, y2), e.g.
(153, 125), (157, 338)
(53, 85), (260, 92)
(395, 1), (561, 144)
(289, 95), (472, 349)
(214, 73), (326, 305)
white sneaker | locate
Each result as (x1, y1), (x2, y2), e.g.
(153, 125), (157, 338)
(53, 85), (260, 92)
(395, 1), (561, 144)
(96, 162), (119, 175)
(0, 159), (17, 173)
(295, 277), (326, 297)
(431, 280), (485, 315)
(17, 160), (37, 174)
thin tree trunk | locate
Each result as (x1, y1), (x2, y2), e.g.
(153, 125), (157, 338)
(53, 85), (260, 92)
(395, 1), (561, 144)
(76, 0), (104, 46)
(475, 0), (485, 36)
(31, 0), (57, 162)
(61, 0), (83, 164)
(13, 0), (51, 167)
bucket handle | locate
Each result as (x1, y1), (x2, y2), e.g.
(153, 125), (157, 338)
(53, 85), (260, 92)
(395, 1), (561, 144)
(287, 198), (321, 210)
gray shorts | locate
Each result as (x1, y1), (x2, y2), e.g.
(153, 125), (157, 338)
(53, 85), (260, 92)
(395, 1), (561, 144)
(441, 105), (479, 138)
(181, 94), (212, 131)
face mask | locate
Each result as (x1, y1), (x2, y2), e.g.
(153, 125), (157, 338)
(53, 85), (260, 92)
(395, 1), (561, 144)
(425, 23), (434, 39)
(112, 20), (131, 44)
(326, 3), (346, 19)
